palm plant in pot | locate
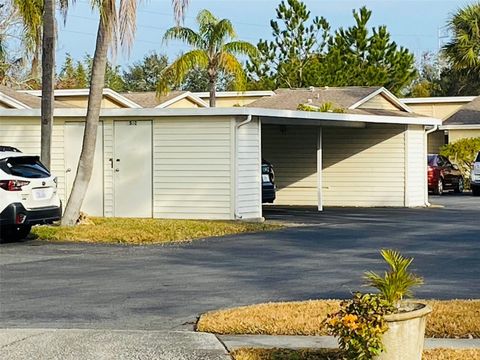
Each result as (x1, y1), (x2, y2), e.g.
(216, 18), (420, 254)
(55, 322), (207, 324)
(327, 249), (430, 360)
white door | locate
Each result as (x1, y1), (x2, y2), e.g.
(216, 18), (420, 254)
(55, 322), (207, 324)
(64, 122), (104, 216)
(113, 120), (152, 218)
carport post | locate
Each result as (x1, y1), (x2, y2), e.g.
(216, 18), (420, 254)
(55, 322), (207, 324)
(317, 127), (323, 211)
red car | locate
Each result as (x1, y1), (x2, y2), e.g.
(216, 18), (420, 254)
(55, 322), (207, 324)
(428, 154), (464, 195)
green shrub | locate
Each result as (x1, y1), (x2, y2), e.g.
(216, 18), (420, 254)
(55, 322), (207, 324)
(440, 137), (480, 187)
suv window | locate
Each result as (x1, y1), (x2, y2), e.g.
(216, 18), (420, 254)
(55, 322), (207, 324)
(476, 152), (480, 163)
(0, 156), (50, 178)
(428, 155), (436, 166)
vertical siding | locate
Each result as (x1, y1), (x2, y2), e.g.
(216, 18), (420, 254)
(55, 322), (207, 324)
(406, 125), (427, 207)
(236, 118), (261, 219)
(323, 124), (406, 207)
(152, 117), (233, 220)
(0, 117), (66, 204)
(103, 119), (114, 217)
(262, 125), (318, 206)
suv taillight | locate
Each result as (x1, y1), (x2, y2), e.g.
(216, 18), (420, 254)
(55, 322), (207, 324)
(0, 180), (30, 191)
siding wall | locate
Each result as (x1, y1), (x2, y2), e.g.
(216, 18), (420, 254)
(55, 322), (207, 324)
(0, 117), (66, 203)
(359, 94), (399, 111)
(262, 125), (318, 206)
(406, 103), (465, 120)
(406, 125), (427, 207)
(152, 117), (233, 219)
(449, 129), (480, 143)
(236, 118), (262, 219)
(323, 124), (406, 207)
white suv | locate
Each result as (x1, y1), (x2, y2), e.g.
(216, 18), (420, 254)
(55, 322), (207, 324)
(472, 151), (480, 196)
(0, 146), (61, 241)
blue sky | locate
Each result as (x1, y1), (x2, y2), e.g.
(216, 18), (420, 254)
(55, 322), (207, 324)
(57, 0), (466, 68)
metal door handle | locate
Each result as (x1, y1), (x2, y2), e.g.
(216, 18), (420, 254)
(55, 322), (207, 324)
(66, 168), (72, 173)
(115, 169), (120, 172)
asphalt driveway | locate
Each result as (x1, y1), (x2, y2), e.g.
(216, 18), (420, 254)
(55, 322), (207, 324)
(0, 194), (479, 331)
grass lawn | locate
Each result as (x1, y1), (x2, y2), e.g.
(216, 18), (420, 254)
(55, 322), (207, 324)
(197, 299), (480, 338)
(231, 348), (480, 360)
(31, 218), (280, 245)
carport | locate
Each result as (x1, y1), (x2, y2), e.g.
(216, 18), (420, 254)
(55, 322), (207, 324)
(246, 87), (441, 215)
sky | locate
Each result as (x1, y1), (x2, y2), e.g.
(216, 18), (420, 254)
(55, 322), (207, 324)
(56, 0), (467, 69)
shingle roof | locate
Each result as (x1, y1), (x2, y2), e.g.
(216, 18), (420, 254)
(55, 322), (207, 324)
(121, 91), (187, 108)
(0, 86), (71, 108)
(247, 86), (382, 110)
(443, 96), (480, 125)
(246, 86), (422, 117)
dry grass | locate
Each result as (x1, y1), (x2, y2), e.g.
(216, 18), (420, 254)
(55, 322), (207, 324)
(197, 300), (480, 338)
(231, 348), (480, 360)
(31, 218), (280, 245)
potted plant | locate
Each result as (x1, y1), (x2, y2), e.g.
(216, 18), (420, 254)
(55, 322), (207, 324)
(326, 249), (431, 360)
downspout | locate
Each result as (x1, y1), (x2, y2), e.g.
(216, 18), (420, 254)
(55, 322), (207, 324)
(234, 115), (253, 219)
(424, 125), (439, 207)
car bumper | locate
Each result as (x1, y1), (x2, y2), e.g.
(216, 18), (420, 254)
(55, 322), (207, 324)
(262, 186), (276, 203)
(0, 202), (62, 226)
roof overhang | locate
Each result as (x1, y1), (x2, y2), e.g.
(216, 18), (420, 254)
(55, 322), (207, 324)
(0, 92), (31, 109)
(440, 124), (480, 130)
(21, 88), (142, 108)
(0, 107), (442, 127)
(401, 96), (476, 104)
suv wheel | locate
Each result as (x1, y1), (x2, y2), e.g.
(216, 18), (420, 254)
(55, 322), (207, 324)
(433, 179), (444, 195)
(0, 225), (32, 242)
(454, 178), (464, 193)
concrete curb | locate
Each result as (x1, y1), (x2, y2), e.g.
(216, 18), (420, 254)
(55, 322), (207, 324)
(218, 334), (480, 350)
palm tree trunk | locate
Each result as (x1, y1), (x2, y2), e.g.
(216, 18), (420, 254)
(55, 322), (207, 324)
(61, 18), (110, 226)
(208, 70), (217, 107)
(40, 0), (55, 170)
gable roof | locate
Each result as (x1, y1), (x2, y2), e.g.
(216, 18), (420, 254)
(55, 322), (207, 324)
(0, 85), (71, 109)
(22, 88), (142, 108)
(246, 86), (412, 115)
(121, 91), (209, 108)
(442, 96), (480, 126)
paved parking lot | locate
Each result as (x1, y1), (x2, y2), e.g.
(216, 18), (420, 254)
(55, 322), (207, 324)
(0, 194), (478, 331)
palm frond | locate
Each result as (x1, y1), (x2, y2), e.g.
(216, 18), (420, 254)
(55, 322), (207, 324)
(212, 18), (236, 45)
(364, 249), (423, 306)
(223, 41), (259, 58)
(163, 27), (203, 48)
(218, 51), (246, 91)
(157, 49), (209, 93)
(119, 0), (139, 55)
(172, 0), (189, 25)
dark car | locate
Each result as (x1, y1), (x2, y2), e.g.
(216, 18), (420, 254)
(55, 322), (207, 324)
(428, 154), (464, 195)
(262, 159), (276, 203)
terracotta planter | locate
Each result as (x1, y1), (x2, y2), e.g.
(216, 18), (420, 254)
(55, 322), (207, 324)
(374, 303), (432, 360)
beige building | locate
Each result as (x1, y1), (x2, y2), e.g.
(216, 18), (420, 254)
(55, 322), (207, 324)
(400, 96), (477, 152)
(0, 86), (440, 220)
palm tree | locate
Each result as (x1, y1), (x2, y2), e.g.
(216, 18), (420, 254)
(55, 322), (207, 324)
(159, 9), (258, 107)
(444, 3), (480, 72)
(13, 0), (61, 170)
(61, 0), (190, 225)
